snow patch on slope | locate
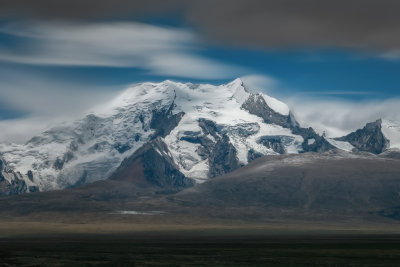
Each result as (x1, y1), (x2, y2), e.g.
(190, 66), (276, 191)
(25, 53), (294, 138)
(262, 95), (290, 116)
(326, 138), (354, 152)
(382, 120), (400, 149)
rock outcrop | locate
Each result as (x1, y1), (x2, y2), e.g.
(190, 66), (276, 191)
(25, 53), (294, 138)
(336, 119), (389, 154)
(111, 137), (194, 191)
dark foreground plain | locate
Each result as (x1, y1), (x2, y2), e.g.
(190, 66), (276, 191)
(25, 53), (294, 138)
(2, 232), (400, 266)
(1, 151), (400, 265)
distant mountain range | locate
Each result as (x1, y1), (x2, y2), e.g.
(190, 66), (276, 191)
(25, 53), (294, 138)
(1, 79), (399, 196)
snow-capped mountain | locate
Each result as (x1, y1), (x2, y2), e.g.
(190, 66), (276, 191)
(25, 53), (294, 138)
(0, 79), (398, 196)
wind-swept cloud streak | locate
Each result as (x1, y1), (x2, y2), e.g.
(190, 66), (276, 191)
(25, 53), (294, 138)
(0, 21), (244, 79)
(0, 68), (120, 118)
(288, 97), (400, 137)
(0, 67), (123, 143)
(240, 74), (279, 94)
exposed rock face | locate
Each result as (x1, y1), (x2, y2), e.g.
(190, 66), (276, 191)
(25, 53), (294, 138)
(247, 149), (263, 162)
(113, 143), (132, 154)
(150, 101), (185, 138)
(257, 135), (294, 154)
(241, 93), (334, 153)
(221, 123), (260, 137)
(111, 137), (194, 190)
(0, 159), (39, 196)
(142, 138), (193, 188)
(242, 94), (298, 129)
(178, 119), (242, 178)
(292, 127), (335, 153)
(197, 119), (241, 178)
(0, 177), (26, 196)
(336, 119), (389, 154)
(209, 135), (241, 178)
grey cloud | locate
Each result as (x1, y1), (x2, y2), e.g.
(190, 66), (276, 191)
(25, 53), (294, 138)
(240, 74), (280, 95)
(0, 0), (184, 20)
(0, 68), (120, 118)
(186, 0), (400, 51)
(2, 1), (400, 51)
(0, 21), (244, 78)
(0, 67), (124, 143)
(0, 117), (60, 143)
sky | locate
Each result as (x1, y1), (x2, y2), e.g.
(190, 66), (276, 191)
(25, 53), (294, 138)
(0, 0), (400, 142)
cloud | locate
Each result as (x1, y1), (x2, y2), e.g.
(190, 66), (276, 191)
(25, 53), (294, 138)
(2, 1), (400, 53)
(240, 74), (278, 94)
(148, 53), (244, 79)
(0, 67), (123, 143)
(287, 97), (400, 137)
(0, 67), (120, 117)
(0, 21), (243, 79)
(186, 0), (400, 51)
(379, 50), (400, 60)
(0, 0), (184, 20)
(0, 117), (56, 143)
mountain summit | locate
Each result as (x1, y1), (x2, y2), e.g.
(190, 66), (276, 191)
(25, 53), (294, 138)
(0, 79), (398, 196)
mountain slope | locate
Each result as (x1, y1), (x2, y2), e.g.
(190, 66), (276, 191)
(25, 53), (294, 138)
(171, 150), (400, 221)
(110, 137), (194, 192)
(0, 79), (395, 195)
(1, 151), (400, 224)
(0, 79), (329, 194)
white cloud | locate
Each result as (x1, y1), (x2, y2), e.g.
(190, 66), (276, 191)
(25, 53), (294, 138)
(0, 21), (243, 78)
(0, 68), (123, 143)
(148, 53), (244, 79)
(0, 117), (54, 143)
(379, 50), (400, 60)
(287, 97), (400, 137)
(240, 74), (278, 94)
(0, 68), (120, 117)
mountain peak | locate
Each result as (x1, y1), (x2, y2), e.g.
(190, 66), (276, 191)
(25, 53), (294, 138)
(365, 119), (383, 129)
(336, 119), (389, 154)
(227, 78), (244, 88)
